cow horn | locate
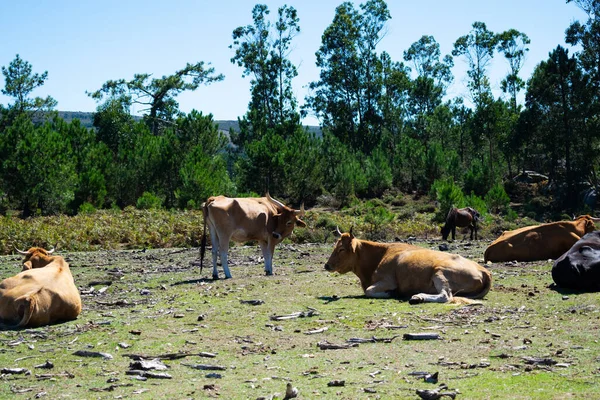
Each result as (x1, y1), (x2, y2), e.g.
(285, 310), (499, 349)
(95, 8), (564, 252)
(591, 217), (600, 222)
(14, 245), (28, 255)
(335, 226), (342, 237)
(47, 247), (55, 254)
(265, 192), (286, 209)
(295, 202), (305, 217)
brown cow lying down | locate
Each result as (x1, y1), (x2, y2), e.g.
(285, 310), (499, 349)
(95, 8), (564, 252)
(484, 215), (600, 263)
(552, 231), (600, 291)
(0, 247), (81, 328)
(324, 230), (492, 304)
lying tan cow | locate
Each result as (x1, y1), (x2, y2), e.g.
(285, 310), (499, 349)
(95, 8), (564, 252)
(484, 215), (600, 262)
(0, 247), (81, 328)
(201, 193), (306, 279)
(324, 229), (492, 304)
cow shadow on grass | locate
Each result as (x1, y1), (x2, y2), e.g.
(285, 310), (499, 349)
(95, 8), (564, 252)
(547, 283), (600, 295)
(318, 292), (409, 304)
(171, 278), (216, 286)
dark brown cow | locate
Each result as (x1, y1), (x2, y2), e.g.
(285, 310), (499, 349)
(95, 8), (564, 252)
(441, 207), (481, 241)
(324, 229), (492, 304)
(0, 247), (82, 328)
(484, 215), (600, 262)
(201, 193), (306, 279)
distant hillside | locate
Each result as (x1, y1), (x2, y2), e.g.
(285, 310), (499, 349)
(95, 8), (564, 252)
(57, 111), (321, 136)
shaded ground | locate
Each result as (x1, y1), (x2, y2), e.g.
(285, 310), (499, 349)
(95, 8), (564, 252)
(0, 238), (599, 399)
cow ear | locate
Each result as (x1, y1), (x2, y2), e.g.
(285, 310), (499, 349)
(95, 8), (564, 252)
(295, 219), (306, 228)
(22, 261), (32, 271)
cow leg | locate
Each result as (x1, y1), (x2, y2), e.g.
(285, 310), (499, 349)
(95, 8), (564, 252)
(260, 241), (274, 276)
(409, 273), (451, 304)
(451, 227), (456, 241)
(365, 278), (396, 298)
(219, 242), (232, 279)
(208, 228), (221, 279)
(469, 226), (474, 241)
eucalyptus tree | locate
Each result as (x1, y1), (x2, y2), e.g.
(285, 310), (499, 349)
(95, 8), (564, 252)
(496, 29), (530, 177)
(403, 35), (454, 153)
(496, 29), (530, 111)
(88, 62), (223, 135)
(230, 3), (300, 139)
(305, 0), (390, 153)
(452, 22), (497, 107)
(452, 22), (500, 182)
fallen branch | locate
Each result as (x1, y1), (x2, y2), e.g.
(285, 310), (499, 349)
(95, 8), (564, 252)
(522, 356), (557, 366)
(1, 368), (31, 375)
(89, 383), (134, 392)
(122, 351), (217, 360)
(347, 335), (399, 344)
(317, 341), (358, 350)
(36, 371), (75, 380)
(304, 327), (328, 335)
(181, 363), (227, 371)
(126, 370), (172, 379)
(403, 333), (442, 341)
(270, 310), (318, 321)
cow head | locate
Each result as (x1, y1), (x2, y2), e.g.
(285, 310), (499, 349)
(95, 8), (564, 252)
(575, 215), (600, 234)
(324, 228), (358, 274)
(266, 193), (306, 241)
(15, 247), (56, 271)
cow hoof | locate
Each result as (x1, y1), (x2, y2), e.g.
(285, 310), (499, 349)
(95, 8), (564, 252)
(409, 296), (424, 305)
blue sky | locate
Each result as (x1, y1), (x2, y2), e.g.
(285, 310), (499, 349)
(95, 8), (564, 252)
(0, 1), (588, 126)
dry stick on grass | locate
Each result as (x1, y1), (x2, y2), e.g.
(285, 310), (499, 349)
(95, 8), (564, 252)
(181, 363), (227, 371)
(122, 351), (217, 360)
(347, 335), (400, 343)
(317, 341), (358, 350)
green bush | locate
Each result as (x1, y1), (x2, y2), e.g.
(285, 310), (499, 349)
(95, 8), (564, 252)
(136, 192), (163, 210)
(485, 183), (511, 214)
(78, 202), (97, 215)
(430, 178), (464, 222)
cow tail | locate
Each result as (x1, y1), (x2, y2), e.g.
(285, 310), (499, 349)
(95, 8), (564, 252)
(450, 267), (492, 305)
(16, 294), (36, 328)
(200, 200), (211, 274)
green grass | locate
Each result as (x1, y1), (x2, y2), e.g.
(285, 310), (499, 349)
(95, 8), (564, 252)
(0, 198), (596, 399)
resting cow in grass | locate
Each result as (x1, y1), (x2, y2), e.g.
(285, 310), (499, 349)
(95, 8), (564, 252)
(484, 215), (600, 263)
(552, 231), (600, 291)
(324, 229), (492, 304)
(201, 193), (306, 279)
(0, 247), (81, 328)
(441, 207), (481, 241)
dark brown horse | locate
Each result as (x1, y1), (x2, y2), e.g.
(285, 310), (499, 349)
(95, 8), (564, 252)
(441, 207), (481, 241)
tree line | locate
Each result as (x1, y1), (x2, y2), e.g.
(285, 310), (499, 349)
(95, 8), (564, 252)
(0, 0), (598, 218)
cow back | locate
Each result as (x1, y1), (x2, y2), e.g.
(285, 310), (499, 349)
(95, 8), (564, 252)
(552, 231), (600, 291)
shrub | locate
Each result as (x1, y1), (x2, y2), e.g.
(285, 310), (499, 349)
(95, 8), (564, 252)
(136, 192), (163, 210)
(485, 184), (511, 214)
(78, 202), (96, 215)
(430, 178), (464, 222)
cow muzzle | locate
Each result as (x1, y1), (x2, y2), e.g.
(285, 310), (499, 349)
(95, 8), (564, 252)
(272, 232), (282, 240)
(324, 264), (332, 271)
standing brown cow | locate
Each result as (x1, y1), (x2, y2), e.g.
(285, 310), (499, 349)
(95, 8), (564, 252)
(201, 193), (305, 279)
(441, 207), (481, 241)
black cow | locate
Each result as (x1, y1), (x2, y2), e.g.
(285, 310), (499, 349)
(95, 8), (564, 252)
(441, 207), (481, 241)
(552, 230), (600, 291)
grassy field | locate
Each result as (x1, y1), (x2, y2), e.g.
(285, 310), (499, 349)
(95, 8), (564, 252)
(1, 233), (599, 399)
